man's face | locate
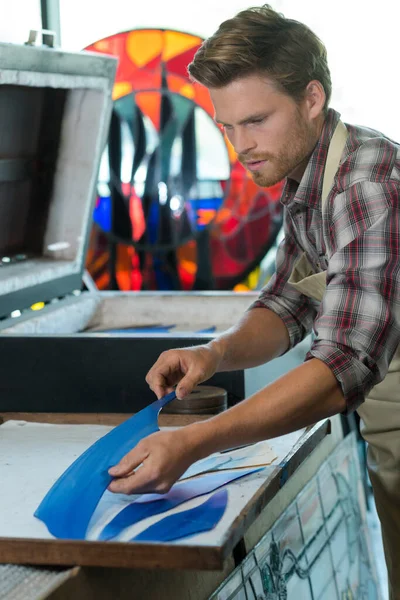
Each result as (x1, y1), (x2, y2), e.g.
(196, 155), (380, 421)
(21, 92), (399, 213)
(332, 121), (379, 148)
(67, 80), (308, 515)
(210, 74), (320, 187)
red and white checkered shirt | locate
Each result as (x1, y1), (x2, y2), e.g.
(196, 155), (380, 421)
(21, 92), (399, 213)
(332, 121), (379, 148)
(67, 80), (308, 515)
(252, 108), (400, 412)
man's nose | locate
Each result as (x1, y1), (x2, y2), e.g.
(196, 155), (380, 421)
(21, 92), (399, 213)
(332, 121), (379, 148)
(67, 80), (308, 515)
(231, 128), (257, 156)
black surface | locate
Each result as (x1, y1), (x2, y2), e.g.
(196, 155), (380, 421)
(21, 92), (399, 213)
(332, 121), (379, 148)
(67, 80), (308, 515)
(0, 158), (33, 183)
(0, 334), (245, 413)
(27, 88), (66, 256)
(232, 538), (247, 568)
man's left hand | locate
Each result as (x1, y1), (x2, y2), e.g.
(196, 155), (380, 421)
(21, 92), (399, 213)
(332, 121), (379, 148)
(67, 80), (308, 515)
(108, 428), (199, 495)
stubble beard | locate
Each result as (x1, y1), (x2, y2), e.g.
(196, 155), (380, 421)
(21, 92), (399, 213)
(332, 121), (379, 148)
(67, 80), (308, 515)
(246, 120), (316, 188)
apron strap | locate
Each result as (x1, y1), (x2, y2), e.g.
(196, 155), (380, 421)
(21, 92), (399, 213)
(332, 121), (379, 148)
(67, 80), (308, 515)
(321, 119), (349, 214)
(288, 119), (349, 302)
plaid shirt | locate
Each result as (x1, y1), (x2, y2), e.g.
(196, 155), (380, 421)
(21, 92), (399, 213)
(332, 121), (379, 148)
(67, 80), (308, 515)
(252, 108), (400, 412)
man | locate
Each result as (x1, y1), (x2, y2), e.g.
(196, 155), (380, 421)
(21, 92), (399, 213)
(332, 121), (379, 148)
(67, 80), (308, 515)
(109, 5), (400, 597)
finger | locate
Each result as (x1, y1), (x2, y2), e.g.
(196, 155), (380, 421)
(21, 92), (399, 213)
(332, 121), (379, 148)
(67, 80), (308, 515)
(176, 368), (205, 399)
(108, 463), (168, 495)
(146, 372), (174, 400)
(145, 354), (173, 384)
(149, 380), (175, 400)
(161, 385), (176, 397)
(146, 353), (183, 390)
(108, 445), (149, 477)
(145, 366), (171, 398)
(152, 383), (165, 400)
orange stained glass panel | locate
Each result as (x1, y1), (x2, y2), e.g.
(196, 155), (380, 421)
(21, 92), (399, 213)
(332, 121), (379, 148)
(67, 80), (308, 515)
(126, 30), (163, 68)
(135, 91), (161, 130)
(180, 83), (196, 100)
(193, 84), (214, 116)
(89, 32), (128, 57)
(129, 192), (146, 242)
(165, 47), (199, 78)
(113, 82), (133, 101)
(177, 241), (197, 290)
(162, 31), (202, 63)
(197, 208), (217, 227)
(129, 70), (162, 92)
(116, 245), (136, 291)
(166, 74), (192, 96)
(92, 39), (111, 53)
(87, 33), (138, 86)
(224, 136), (238, 164)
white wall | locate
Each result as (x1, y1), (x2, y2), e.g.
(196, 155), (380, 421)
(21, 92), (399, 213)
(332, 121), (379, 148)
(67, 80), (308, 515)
(58, 0), (400, 141)
(0, 0), (397, 141)
(0, 0), (41, 44)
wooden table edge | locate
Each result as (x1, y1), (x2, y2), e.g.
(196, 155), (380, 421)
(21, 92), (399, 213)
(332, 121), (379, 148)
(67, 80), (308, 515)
(0, 537), (224, 570)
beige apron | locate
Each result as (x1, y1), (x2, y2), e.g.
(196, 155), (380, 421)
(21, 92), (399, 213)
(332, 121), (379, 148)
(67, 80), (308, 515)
(288, 120), (400, 599)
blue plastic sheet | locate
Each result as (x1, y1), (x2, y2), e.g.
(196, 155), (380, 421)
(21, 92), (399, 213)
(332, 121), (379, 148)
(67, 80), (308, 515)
(182, 451), (266, 479)
(106, 325), (175, 334)
(99, 467), (262, 541)
(104, 325), (216, 335)
(182, 455), (229, 479)
(34, 392), (177, 540)
(132, 488), (228, 542)
(195, 326), (216, 334)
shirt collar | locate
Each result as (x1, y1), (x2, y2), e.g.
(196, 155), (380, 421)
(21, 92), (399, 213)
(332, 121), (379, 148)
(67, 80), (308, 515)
(281, 108), (341, 209)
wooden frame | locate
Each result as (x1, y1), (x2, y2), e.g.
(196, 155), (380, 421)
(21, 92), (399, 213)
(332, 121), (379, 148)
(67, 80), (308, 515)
(0, 414), (329, 570)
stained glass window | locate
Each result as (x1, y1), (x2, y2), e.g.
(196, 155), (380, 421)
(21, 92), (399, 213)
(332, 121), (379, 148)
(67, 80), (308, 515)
(85, 28), (283, 291)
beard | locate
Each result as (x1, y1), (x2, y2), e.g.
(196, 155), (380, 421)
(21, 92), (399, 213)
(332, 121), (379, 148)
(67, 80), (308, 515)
(238, 116), (316, 187)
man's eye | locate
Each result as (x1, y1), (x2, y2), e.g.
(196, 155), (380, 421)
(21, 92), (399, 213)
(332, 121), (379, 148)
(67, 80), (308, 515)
(250, 118), (265, 125)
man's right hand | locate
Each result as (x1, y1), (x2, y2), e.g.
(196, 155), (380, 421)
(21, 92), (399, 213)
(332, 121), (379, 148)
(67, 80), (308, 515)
(145, 343), (223, 399)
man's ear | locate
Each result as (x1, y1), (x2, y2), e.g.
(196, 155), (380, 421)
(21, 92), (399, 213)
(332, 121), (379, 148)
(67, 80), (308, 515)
(304, 80), (326, 120)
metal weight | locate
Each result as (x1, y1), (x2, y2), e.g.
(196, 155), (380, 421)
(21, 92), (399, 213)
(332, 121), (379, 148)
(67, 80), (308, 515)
(162, 385), (228, 415)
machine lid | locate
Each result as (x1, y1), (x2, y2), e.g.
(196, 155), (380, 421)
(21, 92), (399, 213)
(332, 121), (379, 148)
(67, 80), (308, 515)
(0, 41), (117, 318)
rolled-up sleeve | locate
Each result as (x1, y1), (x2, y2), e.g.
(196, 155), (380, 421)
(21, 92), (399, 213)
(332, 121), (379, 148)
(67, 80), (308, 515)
(250, 210), (316, 349)
(307, 181), (400, 412)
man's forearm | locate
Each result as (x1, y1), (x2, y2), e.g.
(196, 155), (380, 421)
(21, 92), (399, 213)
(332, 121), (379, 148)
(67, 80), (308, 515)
(208, 307), (290, 372)
(186, 358), (346, 459)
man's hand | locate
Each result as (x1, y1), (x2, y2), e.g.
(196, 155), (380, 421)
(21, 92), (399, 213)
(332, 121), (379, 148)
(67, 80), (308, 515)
(145, 308), (290, 400)
(108, 359), (345, 496)
(145, 343), (223, 399)
(108, 427), (200, 495)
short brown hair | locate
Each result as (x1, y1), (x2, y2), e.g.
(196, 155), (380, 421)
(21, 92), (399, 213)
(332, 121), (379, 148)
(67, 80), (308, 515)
(188, 4), (332, 110)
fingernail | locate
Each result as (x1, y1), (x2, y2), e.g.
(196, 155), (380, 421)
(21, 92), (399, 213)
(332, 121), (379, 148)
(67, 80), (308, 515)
(177, 388), (186, 398)
(108, 466), (118, 475)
